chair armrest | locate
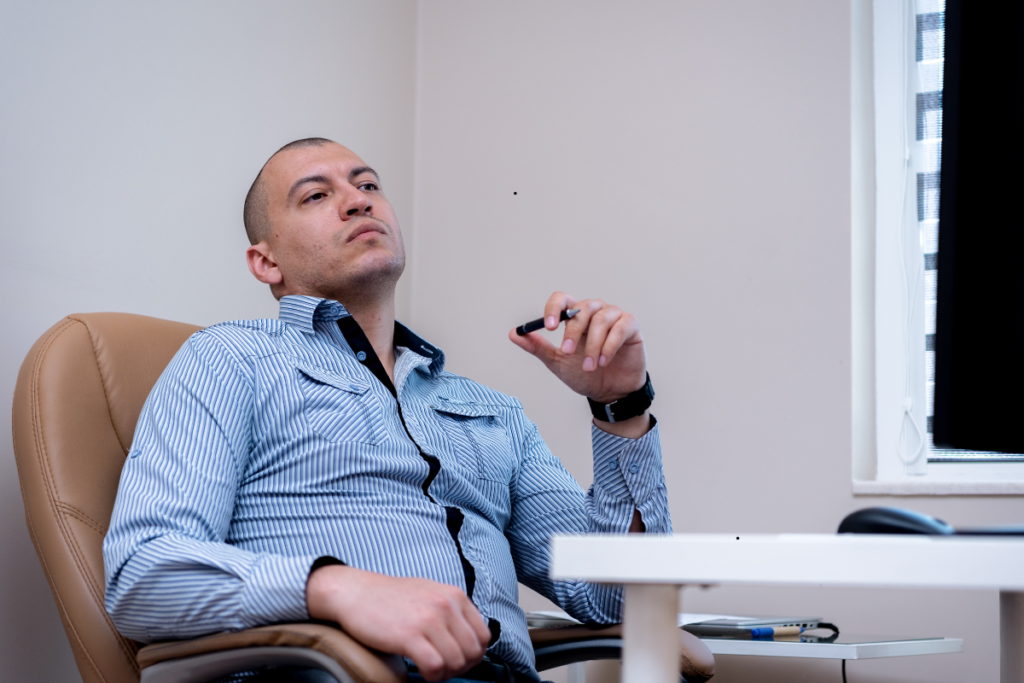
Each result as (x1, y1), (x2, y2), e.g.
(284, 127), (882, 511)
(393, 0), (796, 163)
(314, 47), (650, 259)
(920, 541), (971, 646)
(137, 622), (406, 683)
(529, 624), (714, 683)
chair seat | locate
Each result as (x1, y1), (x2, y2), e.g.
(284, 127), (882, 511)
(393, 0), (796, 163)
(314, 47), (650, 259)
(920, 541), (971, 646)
(137, 623), (405, 683)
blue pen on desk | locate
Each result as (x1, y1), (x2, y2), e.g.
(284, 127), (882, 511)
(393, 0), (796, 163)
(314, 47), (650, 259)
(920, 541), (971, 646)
(751, 626), (804, 638)
(516, 308), (580, 336)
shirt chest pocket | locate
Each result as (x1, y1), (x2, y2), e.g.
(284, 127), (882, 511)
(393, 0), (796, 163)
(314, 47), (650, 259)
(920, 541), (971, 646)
(431, 400), (516, 483)
(293, 362), (382, 445)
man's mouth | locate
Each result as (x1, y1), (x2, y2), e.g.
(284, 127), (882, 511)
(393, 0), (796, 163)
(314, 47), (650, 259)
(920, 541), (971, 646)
(346, 220), (387, 243)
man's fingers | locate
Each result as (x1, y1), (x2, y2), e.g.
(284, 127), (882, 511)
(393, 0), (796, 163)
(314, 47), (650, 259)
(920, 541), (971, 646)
(415, 591), (487, 681)
(422, 624), (467, 681)
(405, 638), (448, 682)
(598, 313), (640, 367)
(446, 610), (487, 668)
(543, 291), (578, 330)
(462, 600), (492, 649)
(582, 306), (623, 371)
(560, 299), (604, 357)
(312, 571), (490, 683)
(516, 292), (647, 402)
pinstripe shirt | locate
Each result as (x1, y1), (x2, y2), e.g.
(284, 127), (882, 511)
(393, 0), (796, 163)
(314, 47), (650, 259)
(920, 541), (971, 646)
(103, 295), (671, 679)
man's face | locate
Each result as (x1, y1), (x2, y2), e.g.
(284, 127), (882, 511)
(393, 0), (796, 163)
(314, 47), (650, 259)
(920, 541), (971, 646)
(256, 142), (405, 301)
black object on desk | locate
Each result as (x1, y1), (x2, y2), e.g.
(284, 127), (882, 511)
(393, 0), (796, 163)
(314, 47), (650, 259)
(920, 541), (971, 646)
(838, 507), (1024, 536)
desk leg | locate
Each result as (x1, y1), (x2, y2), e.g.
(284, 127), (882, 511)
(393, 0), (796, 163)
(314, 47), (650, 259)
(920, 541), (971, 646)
(622, 584), (679, 683)
(1001, 591), (1024, 683)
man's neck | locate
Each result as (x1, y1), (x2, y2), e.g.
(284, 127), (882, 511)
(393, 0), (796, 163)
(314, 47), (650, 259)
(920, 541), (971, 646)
(341, 298), (397, 383)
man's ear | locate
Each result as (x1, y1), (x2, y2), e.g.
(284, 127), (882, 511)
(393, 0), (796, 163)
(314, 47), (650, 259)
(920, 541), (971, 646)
(246, 242), (284, 286)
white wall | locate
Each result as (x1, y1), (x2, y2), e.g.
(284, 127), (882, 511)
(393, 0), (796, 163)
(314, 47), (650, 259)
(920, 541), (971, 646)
(0, 2), (416, 680)
(412, 2), (1024, 682)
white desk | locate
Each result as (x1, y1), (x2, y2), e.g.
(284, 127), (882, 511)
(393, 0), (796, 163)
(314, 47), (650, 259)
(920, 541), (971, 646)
(550, 534), (1024, 683)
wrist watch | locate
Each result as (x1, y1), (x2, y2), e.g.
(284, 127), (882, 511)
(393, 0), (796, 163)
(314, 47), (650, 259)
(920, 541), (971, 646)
(587, 373), (654, 423)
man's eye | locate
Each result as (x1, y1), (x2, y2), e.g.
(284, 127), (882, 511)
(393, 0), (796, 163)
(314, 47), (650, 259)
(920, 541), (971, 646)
(360, 183), (379, 192)
(304, 192), (327, 203)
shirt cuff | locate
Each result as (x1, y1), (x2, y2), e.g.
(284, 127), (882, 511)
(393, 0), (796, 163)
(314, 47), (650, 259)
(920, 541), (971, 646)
(239, 554), (322, 628)
(591, 416), (664, 504)
(311, 555), (346, 573)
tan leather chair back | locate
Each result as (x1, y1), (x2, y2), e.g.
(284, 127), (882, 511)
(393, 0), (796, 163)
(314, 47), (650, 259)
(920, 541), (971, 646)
(12, 313), (201, 683)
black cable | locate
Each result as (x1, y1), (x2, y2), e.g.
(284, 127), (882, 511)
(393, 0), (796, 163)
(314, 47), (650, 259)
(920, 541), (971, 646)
(806, 621), (841, 643)
(842, 659), (848, 683)
(818, 621), (840, 635)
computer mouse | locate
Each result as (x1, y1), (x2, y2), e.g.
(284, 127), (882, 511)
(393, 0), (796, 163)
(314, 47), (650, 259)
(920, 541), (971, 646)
(837, 507), (955, 535)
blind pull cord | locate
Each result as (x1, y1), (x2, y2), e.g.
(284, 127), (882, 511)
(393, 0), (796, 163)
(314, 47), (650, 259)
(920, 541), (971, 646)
(897, 0), (926, 474)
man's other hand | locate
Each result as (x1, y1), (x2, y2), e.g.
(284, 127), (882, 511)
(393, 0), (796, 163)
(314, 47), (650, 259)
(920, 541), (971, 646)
(509, 292), (647, 405)
(306, 565), (490, 682)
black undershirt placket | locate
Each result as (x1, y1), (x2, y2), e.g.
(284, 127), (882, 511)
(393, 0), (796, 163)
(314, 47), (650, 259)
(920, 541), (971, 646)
(336, 317), (499, 646)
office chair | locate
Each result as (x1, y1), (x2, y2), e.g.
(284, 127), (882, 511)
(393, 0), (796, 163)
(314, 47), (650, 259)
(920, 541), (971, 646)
(12, 313), (714, 683)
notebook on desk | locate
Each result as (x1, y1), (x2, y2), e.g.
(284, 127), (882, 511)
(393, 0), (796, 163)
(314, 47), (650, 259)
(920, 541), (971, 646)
(524, 610), (823, 630)
(685, 616), (823, 629)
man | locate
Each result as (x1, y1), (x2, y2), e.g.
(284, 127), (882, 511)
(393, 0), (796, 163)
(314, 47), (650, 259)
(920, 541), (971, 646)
(103, 138), (670, 683)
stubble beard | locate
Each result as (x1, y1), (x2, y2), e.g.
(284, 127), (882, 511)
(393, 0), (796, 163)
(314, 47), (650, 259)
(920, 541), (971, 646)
(345, 252), (405, 304)
(328, 233), (406, 311)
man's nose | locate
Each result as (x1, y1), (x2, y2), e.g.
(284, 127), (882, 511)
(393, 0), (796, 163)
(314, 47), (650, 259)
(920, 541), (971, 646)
(341, 189), (371, 218)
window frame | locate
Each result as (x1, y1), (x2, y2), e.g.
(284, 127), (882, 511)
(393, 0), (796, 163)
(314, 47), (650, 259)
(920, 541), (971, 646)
(852, 0), (1024, 495)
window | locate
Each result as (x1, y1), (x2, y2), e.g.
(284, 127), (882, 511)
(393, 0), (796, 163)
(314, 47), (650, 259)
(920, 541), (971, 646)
(857, 0), (1024, 492)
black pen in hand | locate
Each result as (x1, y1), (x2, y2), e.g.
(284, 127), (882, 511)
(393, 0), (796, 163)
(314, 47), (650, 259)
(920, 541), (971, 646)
(516, 309), (580, 336)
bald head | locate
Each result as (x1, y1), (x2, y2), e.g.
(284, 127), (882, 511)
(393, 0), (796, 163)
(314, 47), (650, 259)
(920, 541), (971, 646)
(242, 140), (404, 304)
(243, 137), (336, 245)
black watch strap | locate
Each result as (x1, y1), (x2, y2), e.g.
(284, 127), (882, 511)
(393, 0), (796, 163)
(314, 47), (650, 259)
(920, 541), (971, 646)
(588, 373), (654, 423)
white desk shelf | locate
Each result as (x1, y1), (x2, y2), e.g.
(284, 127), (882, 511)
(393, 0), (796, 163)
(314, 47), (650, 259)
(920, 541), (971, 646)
(702, 636), (963, 659)
(550, 533), (1024, 683)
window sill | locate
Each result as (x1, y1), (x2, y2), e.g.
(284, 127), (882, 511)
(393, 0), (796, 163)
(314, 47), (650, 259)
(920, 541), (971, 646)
(853, 480), (1024, 496)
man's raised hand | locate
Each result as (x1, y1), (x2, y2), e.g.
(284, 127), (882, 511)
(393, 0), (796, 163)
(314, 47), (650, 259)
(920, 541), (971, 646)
(306, 565), (490, 682)
(508, 292), (647, 406)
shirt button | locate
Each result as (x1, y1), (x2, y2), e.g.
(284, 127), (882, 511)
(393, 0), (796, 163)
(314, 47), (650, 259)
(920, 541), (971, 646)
(356, 351), (367, 361)
(610, 458), (619, 468)
(629, 463), (639, 474)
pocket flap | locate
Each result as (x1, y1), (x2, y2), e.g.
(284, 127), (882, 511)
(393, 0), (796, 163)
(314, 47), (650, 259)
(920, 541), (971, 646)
(292, 360), (371, 395)
(431, 397), (501, 419)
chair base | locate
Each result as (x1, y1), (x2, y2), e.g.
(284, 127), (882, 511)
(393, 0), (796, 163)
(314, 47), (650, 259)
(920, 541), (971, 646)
(534, 638), (623, 672)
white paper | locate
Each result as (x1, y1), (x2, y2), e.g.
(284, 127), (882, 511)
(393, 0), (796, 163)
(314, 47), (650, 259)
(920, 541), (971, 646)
(677, 613), (751, 627)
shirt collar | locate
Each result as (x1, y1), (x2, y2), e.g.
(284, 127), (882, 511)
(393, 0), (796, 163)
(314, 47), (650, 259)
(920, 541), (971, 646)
(278, 295), (351, 334)
(278, 295), (446, 374)
(394, 321), (446, 374)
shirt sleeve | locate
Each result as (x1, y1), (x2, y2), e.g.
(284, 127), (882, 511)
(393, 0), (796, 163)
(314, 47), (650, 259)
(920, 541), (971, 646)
(505, 417), (671, 624)
(102, 331), (318, 643)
